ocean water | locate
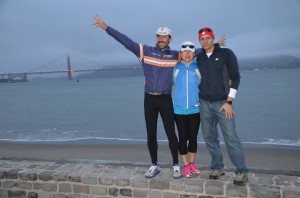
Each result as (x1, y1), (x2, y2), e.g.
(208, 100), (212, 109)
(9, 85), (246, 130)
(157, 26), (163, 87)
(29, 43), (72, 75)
(1, 68), (300, 146)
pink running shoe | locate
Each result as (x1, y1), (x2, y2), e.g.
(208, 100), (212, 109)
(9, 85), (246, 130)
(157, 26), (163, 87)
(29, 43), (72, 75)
(189, 162), (200, 174)
(183, 165), (192, 178)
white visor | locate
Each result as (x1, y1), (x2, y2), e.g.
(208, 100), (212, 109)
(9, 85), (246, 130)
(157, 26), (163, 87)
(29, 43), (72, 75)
(180, 41), (195, 52)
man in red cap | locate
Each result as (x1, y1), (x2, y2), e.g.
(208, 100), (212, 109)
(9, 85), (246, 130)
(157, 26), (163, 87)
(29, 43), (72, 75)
(197, 27), (249, 186)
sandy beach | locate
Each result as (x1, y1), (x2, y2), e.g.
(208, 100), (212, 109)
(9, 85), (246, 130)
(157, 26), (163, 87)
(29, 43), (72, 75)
(0, 140), (299, 173)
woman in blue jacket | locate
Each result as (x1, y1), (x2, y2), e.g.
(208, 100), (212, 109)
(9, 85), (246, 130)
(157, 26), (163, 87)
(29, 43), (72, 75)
(173, 41), (201, 177)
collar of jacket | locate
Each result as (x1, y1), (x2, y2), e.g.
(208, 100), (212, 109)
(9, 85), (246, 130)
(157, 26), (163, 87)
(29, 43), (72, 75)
(212, 44), (221, 53)
(201, 44), (221, 57)
(178, 59), (197, 68)
(155, 44), (171, 52)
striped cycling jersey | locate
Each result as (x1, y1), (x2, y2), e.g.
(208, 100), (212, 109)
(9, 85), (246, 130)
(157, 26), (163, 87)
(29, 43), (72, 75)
(106, 26), (180, 94)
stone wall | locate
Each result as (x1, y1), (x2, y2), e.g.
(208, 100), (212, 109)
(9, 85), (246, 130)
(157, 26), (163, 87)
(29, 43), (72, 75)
(0, 159), (300, 198)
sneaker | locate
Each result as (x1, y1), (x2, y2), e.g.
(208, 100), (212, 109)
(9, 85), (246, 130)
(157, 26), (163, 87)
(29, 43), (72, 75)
(233, 172), (248, 186)
(172, 164), (182, 179)
(183, 165), (192, 178)
(145, 164), (161, 178)
(209, 169), (225, 180)
(189, 162), (200, 175)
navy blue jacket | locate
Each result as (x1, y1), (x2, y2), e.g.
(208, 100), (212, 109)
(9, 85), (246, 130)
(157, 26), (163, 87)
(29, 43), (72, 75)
(196, 46), (241, 101)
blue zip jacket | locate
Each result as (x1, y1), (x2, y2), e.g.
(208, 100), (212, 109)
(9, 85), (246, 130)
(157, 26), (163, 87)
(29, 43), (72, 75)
(106, 26), (204, 94)
(173, 60), (201, 115)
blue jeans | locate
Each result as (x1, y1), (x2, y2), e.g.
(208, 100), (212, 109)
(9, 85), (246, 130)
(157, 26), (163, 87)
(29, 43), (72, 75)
(200, 99), (249, 173)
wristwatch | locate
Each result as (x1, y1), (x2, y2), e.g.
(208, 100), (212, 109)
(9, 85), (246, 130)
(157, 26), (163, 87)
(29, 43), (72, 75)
(226, 101), (232, 105)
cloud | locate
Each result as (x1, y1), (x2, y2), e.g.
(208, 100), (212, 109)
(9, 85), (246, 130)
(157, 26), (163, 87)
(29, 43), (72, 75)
(0, 0), (299, 73)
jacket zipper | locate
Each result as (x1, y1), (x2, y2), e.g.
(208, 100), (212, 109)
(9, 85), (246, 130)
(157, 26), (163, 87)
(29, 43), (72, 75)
(186, 66), (189, 109)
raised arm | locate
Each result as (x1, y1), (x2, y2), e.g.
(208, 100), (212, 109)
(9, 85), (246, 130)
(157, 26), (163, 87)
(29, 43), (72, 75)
(93, 14), (141, 58)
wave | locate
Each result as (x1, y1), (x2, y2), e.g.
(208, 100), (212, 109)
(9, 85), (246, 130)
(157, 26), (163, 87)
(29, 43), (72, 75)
(0, 137), (147, 143)
(243, 138), (300, 147)
(0, 137), (299, 147)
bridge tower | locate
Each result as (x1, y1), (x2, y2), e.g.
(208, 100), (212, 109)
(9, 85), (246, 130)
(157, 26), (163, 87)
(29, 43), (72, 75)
(67, 54), (72, 80)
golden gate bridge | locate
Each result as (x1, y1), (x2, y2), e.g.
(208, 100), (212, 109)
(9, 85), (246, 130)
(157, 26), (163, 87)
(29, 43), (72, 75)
(0, 54), (142, 82)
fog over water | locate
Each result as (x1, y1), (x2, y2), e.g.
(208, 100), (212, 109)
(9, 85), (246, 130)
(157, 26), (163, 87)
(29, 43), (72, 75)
(0, 0), (300, 73)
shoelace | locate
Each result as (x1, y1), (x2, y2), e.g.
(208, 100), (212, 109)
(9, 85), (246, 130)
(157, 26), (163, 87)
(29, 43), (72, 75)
(184, 166), (191, 176)
(190, 164), (197, 170)
(211, 170), (221, 175)
(173, 166), (180, 172)
(148, 166), (157, 173)
(236, 173), (245, 180)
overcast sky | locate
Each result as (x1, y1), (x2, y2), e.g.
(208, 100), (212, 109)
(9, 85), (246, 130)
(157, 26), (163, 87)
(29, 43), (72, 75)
(1, 0), (300, 73)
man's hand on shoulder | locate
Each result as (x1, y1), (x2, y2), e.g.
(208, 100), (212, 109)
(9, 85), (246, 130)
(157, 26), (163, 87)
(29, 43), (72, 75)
(218, 35), (226, 46)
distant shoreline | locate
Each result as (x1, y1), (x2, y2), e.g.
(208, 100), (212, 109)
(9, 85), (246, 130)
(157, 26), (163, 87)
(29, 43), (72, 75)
(1, 67), (297, 83)
(27, 67), (300, 82)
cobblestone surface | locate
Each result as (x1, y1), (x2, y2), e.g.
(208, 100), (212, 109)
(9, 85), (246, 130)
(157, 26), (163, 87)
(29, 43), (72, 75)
(0, 159), (300, 198)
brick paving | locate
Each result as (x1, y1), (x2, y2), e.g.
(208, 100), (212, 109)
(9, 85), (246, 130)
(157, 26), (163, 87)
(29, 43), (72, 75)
(0, 159), (300, 198)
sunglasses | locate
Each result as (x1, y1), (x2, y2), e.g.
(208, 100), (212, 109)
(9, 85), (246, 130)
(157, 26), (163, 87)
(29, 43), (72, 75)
(199, 28), (212, 33)
(181, 45), (195, 49)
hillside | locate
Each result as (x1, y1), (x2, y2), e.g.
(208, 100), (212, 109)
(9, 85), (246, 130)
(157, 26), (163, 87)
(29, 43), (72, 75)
(239, 55), (300, 71)
(75, 55), (300, 79)
(30, 55), (300, 81)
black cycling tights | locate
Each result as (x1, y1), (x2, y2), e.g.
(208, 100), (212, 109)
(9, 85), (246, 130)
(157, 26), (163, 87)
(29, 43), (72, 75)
(144, 93), (179, 164)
